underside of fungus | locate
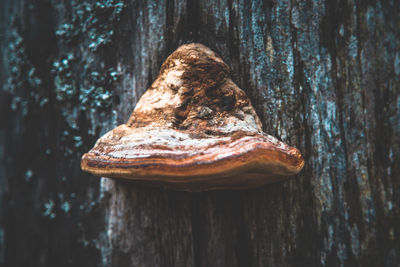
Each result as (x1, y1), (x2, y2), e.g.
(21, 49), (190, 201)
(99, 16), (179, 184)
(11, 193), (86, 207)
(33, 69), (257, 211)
(81, 43), (304, 192)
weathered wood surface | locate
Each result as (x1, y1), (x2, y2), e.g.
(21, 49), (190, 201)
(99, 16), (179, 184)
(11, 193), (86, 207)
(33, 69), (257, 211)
(0, 0), (399, 266)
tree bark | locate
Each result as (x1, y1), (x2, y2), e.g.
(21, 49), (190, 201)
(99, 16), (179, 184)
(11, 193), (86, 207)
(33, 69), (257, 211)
(1, 0), (399, 266)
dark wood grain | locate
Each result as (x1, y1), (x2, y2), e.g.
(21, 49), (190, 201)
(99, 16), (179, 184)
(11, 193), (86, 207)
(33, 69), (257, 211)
(0, 0), (399, 266)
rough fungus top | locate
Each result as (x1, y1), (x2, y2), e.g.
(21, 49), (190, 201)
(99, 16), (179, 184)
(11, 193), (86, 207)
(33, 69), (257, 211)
(81, 43), (304, 192)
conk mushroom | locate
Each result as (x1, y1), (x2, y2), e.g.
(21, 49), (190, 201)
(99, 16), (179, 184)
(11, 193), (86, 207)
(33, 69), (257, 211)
(81, 43), (304, 192)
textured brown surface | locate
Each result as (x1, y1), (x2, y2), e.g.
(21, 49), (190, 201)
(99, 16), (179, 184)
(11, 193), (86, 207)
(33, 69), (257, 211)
(81, 43), (304, 191)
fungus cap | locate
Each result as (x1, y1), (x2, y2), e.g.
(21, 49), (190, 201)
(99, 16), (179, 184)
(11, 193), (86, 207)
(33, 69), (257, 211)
(81, 43), (304, 192)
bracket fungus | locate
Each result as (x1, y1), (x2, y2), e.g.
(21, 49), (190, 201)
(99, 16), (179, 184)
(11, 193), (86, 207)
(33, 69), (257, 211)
(81, 43), (304, 192)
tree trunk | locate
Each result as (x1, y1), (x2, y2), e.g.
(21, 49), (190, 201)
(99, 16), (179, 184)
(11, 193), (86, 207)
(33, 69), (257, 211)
(1, 0), (399, 266)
